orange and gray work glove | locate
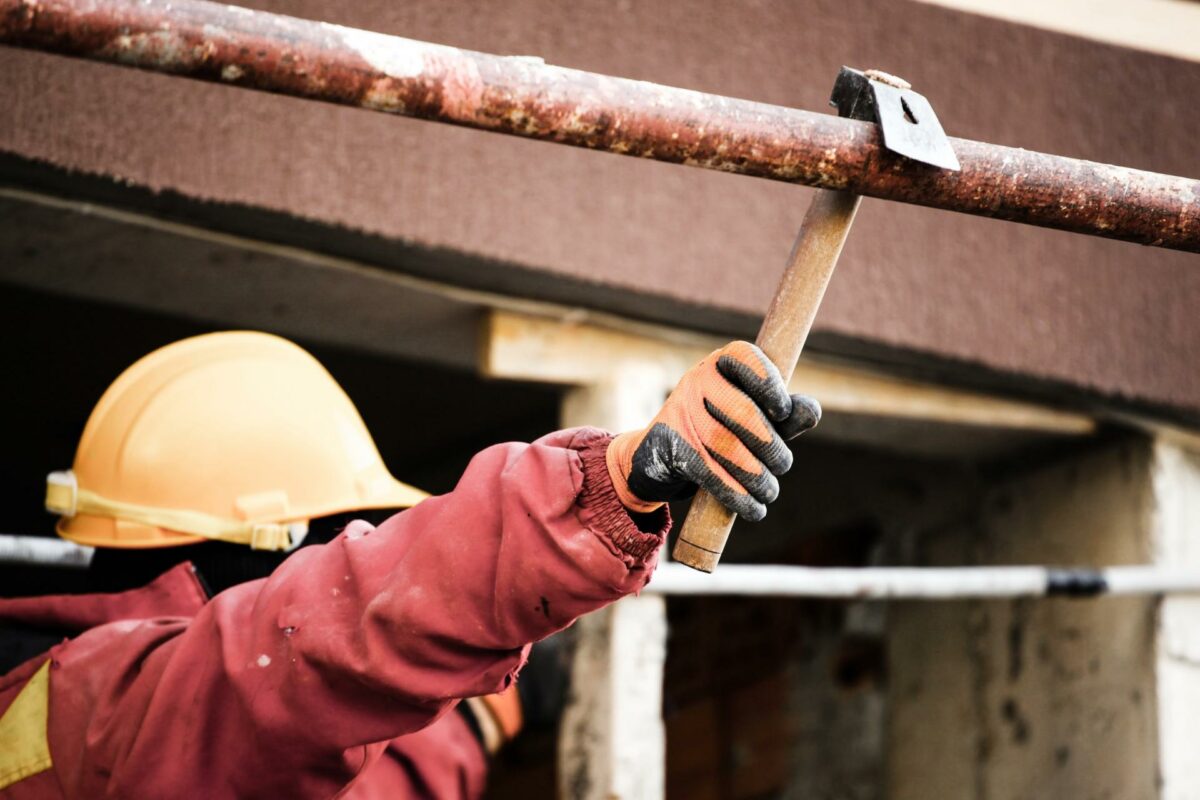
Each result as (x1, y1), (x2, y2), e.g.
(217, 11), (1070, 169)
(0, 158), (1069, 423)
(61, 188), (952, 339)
(606, 341), (821, 521)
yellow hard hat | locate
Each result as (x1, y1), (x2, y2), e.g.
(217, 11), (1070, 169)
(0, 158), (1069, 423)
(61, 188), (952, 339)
(45, 331), (427, 551)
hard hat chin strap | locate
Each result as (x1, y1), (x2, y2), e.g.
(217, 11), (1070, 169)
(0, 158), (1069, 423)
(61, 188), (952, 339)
(45, 471), (308, 552)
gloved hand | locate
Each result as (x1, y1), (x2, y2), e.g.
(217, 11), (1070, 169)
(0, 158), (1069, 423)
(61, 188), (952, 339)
(606, 341), (820, 521)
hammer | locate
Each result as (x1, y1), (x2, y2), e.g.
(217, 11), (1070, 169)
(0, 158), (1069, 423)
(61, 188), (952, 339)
(671, 67), (960, 573)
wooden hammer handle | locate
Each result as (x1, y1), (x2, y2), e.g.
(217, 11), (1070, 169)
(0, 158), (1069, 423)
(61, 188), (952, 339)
(671, 189), (863, 572)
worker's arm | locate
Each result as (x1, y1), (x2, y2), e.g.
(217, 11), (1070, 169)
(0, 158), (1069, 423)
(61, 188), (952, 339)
(43, 341), (816, 799)
(46, 427), (665, 798)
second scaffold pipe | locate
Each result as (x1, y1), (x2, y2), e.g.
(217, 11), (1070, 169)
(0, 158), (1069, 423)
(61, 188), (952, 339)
(646, 562), (1200, 599)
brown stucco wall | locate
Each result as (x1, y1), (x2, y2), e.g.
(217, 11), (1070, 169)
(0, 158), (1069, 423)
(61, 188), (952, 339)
(1, 0), (1197, 414)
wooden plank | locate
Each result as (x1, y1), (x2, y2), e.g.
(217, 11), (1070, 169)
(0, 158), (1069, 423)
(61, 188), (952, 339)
(480, 308), (707, 387)
(481, 310), (1096, 435)
(792, 361), (1094, 434)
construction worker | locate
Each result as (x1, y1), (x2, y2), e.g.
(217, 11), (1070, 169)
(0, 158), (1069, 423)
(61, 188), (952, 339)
(0, 331), (819, 799)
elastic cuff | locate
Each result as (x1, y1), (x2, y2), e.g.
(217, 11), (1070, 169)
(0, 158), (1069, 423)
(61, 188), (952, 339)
(576, 435), (670, 562)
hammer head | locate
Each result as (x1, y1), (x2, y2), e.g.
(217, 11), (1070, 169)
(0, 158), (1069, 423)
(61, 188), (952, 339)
(830, 66), (960, 171)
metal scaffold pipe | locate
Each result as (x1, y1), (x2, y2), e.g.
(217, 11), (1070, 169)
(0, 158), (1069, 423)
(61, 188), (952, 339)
(0, 533), (94, 568)
(1, 0), (1198, 252)
(647, 562), (1200, 599)
(2, 535), (1199, 599)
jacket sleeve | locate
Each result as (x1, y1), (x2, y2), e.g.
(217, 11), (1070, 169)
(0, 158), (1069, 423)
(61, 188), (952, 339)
(46, 428), (669, 799)
(340, 716), (489, 800)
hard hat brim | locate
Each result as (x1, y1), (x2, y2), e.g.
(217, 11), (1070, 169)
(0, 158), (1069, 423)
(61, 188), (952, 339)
(57, 515), (203, 549)
(357, 477), (430, 515)
(56, 476), (429, 550)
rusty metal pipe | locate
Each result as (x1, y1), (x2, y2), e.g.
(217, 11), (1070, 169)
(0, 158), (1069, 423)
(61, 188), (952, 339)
(2, 0), (1198, 251)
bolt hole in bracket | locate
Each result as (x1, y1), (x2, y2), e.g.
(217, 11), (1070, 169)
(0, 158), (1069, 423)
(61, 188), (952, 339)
(831, 66), (959, 171)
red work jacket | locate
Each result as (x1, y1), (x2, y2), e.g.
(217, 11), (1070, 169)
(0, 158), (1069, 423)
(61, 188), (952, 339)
(0, 429), (668, 799)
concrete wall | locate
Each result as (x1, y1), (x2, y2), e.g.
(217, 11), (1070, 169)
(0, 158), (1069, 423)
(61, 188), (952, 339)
(1151, 442), (1200, 800)
(661, 439), (994, 799)
(888, 439), (1160, 799)
(2, 0), (1199, 417)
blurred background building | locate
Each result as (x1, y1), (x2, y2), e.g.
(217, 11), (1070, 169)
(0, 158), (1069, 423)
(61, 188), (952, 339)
(1, 1), (1198, 798)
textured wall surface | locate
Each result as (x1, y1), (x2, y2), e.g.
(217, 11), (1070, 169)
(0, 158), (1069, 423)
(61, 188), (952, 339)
(888, 439), (1160, 799)
(0, 0), (1197, 413)
(1151, 442), (1200, 800)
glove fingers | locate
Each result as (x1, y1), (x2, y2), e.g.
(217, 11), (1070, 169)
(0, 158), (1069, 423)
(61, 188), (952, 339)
(777, 394), (822, 441)
(684, 449), (769, 522)
(703, 396), (793, 476)
(631, 414), (777, 518)
(714, 342), (793, 423)
(616, 341), (819, 519)
(690, 411), (780, 506)
(704, 437), (781, 507)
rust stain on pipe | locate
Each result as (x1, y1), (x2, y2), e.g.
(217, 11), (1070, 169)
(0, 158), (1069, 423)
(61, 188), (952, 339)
(2, 0), (1198, 251)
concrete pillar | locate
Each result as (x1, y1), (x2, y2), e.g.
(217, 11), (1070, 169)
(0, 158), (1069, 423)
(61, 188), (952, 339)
(888, 439), (1160, 799)
(558, 366), (669, 800)
(1151, 440), (1200, 800)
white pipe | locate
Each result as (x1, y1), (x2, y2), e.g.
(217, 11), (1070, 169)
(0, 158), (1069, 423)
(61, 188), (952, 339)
(0, 534), (94, 568)
(646, 563), (1200, 599)
(4, 533), (1199, 598)
(1103, 567), (1200, 595)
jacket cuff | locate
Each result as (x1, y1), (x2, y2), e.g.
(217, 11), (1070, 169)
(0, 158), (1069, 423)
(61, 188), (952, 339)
(574, 431), (671, 563)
